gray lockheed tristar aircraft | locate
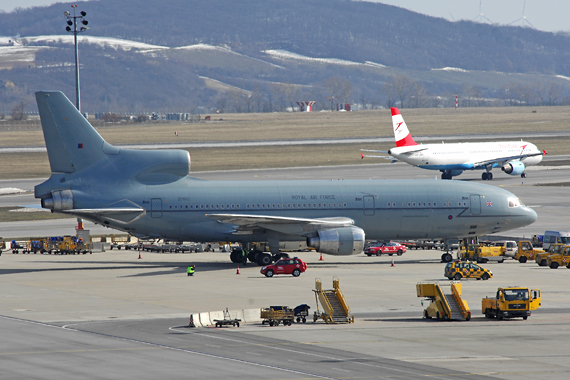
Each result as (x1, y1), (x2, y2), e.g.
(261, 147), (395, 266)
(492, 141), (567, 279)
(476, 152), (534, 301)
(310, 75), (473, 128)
(34, 91), (537, 264)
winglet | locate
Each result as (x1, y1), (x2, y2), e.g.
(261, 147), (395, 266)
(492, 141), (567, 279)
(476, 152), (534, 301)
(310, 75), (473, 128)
(391, 107), (418, 147)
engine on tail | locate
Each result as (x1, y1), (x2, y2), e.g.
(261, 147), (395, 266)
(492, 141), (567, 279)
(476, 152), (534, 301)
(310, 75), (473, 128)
(502, 161), (525, 176)
(307, 226), (365, 255)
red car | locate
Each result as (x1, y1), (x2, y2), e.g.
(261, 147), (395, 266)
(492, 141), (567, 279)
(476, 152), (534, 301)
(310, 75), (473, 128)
(260, 258), (307, 277)
(364, 242), (406, 256)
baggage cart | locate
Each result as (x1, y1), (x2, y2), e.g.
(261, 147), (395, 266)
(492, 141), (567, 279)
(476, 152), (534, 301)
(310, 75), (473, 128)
(260, 306), (295, 326)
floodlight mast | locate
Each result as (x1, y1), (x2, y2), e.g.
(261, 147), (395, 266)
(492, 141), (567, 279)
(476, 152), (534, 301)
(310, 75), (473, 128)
(64, 5), (89, 112)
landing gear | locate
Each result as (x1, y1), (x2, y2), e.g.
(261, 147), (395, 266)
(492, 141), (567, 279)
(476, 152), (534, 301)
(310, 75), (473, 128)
(441, 171), (452, 180)
(482, 172), (493, 180)
(521, 173), (526, 178)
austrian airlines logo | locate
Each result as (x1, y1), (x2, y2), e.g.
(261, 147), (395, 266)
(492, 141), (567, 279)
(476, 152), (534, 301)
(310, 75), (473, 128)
(395, 122), (404, 131)
(520, 144), (527, 155)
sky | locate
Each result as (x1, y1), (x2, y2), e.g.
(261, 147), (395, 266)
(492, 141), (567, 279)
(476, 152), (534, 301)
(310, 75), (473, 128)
(0, 0), (568, 33)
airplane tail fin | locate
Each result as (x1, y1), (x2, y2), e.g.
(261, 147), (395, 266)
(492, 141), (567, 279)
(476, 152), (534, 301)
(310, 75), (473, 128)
(36, 91), (108, 174)
(391, 107), (418, 147)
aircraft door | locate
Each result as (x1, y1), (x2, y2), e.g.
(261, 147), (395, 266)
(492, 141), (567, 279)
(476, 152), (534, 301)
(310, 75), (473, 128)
(151, 198), (163, 218)
(470, 195), (481, 215)
(363, 195), (375, 216)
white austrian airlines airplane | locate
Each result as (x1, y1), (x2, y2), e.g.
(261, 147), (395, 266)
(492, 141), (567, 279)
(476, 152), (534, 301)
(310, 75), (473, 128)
(362, 108), (545, 180)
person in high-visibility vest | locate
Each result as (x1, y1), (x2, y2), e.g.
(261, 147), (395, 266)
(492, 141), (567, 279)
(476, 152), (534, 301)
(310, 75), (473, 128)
(187, 265), (195, 276)
(242, 249), (248, 265)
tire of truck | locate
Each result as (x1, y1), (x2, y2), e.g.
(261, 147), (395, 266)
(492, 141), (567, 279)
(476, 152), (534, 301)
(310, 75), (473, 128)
(539, 259), (547, 266)
(481, 273), (490, 280)
(519, 256), (527, 263)
(397, 249), (403, 256)
(292, 268), (301, 277)
(522, 316), (528, 320)
(454, 273), (462, 280)
(257, 253), (272, 266)
(436, 311), (440, 320)
(497, 311), (503, 320)
(550, 262), (559, 269)
(424, 309), (431, 319)
(442, 253), (452, 262)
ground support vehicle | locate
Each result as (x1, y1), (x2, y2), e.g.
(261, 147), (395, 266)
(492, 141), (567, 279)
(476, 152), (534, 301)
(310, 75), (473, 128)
(482, 287), (541, 320)
(445, 261), (493, 281)
(400, 240), (443, 250)
(546, 246), (570, 269)
(260, 306), (294, 326)
(364, 241), (406, 256)
(417, 282), (471, 321)
(213, 308), (241, 328)
(260, 258), (307, 277)
(11, 240), (26, 254)
(460, 243), (505, 263)
(535, 244), (567, 266)
(27, 239), (48, 254)
(294, 304), (311, 323)
(313, 278), (354, 323)
(515, 240), (544, 263)
(542, 230), (570, 250)
(490, 240), (518, 258)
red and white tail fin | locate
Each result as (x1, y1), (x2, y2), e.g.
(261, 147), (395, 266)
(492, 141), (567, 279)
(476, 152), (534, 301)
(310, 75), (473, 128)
(391, 107), (417, 147)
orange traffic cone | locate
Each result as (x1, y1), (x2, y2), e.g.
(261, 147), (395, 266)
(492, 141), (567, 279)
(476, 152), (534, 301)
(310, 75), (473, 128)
(236, 266), (240, 274)
(319, 252), (323, 261)
(138, 251), (142, 259)
(391, 258), (395, 267)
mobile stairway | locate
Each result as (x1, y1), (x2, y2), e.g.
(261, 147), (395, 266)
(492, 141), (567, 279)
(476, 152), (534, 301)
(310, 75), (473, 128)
(416, 282), (471, 321)
(313, 277), (354, 323)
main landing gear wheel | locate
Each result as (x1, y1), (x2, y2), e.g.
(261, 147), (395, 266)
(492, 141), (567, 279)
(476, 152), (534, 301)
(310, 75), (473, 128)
(441, 253), (453, 262)
(441, 172), (452, 180)
(482, 172), (493, 180)
(521, 173), (527, 178)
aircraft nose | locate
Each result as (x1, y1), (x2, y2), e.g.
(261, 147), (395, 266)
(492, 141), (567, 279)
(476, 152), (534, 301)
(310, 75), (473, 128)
(520, 206), (537, 226)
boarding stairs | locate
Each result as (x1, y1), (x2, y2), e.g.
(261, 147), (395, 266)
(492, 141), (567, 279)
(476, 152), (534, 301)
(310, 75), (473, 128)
(313, 277), (354, 324)
(416, 282), (471, 321)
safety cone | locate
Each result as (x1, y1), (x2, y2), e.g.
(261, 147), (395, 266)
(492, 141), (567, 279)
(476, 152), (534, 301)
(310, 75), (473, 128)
(188, 314), (196, 328)
(236, 266), (240, 275)
(138, 251), (142, 259)
(319, 252), (323, 261)
(391, 258), (395, 267)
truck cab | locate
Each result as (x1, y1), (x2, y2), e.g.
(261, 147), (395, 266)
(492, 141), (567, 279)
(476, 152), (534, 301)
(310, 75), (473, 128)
(536, 243), (567, 266)
(482, 287), (541, 320)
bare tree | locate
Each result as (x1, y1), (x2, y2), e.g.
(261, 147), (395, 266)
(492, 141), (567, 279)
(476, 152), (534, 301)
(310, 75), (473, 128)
(11, 100), (26, 121)
(322, 76), (352, 109)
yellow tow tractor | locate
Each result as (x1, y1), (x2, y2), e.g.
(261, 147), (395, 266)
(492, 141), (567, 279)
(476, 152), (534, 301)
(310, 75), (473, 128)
(482, 287), (541, 320)
(546, 245), (570, 269)
(515, 240), (544, 263)
(536, 243), (567, 266)
(417, 282), (471, 321)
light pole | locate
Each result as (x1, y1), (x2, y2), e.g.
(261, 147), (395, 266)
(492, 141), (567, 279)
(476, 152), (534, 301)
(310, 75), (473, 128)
(64, 5), (89, 112)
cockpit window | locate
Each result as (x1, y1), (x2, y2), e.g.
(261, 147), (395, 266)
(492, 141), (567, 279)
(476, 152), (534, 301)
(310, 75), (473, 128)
(508, 198), (523, 208)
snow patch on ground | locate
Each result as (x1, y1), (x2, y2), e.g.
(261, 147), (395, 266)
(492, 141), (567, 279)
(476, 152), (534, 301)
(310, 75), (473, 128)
(432, 67), (469, 73)
(264, 49), (363, 66)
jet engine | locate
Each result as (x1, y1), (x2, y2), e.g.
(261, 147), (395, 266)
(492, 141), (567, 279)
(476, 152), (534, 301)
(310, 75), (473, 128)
(307, 226), (365, 255)
(501, 161), (525, 176)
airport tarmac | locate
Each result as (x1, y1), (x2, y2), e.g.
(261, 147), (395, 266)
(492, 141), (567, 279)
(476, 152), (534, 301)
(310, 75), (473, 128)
(1, 162), (570, 379)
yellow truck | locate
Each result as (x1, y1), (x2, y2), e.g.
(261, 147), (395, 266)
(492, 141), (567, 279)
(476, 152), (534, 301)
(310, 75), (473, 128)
(460, 242), (505, 263)
(546, 245), (570, 269)
(515, 240), (544, 263)
(535, 243), (567, 266)
(482, 287), (541, 320)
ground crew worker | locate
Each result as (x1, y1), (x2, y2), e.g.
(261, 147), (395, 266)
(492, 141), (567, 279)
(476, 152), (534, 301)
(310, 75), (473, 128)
(187, 265), (195, 276)
(242, 249), (248, 265)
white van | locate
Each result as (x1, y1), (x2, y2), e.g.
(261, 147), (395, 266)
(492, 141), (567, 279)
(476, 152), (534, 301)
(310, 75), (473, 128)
(543, 231), (570, 250)
(492, 240), (518, 257)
